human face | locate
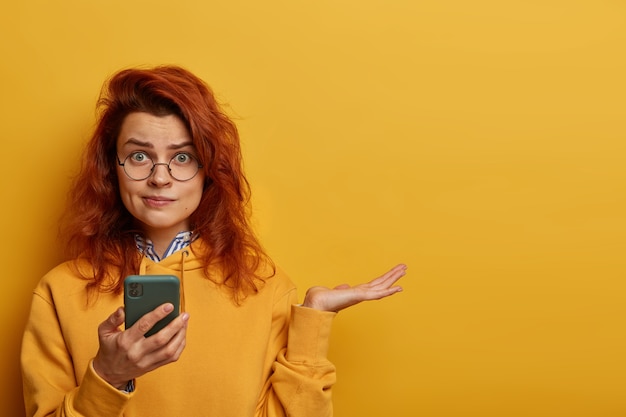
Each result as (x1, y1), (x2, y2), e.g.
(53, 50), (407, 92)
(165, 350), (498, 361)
(116, 112), (205, 244)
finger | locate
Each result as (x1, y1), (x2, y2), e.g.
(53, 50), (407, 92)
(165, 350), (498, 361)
(370, 264), (407, 285)
(358, 284), (403, 302)
(144, 312), (189, 345)
(369, 264), (407, 288)
(147, 342), (187, 371)
(127, 303), (176, 340)
(374, 285), (404, 298)
(138, 316), (188, 369)
(99, 307), (125, 336)
(123, 313), (188, 373)
(157, 322), (187, 362)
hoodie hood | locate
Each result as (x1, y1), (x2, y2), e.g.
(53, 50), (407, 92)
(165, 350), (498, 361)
(138, 238), (207, 275)
(137, 238), (211, 312)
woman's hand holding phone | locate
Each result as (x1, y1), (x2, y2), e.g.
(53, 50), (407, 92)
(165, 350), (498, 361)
(92, 304), (189, 390)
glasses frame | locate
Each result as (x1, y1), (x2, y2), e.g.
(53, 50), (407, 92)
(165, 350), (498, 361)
(117, 152), (204, 182)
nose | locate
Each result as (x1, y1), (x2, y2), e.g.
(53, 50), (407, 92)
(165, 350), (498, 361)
(148, 162), (172, 186)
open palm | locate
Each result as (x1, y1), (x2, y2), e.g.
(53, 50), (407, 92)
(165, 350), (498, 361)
(303, 264), (407, 312)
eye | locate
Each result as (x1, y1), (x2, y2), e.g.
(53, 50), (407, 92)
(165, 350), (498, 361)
(172, 152), (193, 165)
(129, 151), (151, 164)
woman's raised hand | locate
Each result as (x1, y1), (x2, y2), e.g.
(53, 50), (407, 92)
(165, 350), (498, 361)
(303, 264), (407, 313)
(93, 304), (189, 389)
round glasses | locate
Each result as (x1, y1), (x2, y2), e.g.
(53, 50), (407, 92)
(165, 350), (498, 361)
(117, 151), (203, 181)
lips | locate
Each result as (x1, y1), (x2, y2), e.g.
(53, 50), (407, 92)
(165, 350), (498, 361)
(143, 196), (175, 207)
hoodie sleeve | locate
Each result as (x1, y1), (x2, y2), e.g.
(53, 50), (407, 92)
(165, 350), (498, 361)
(256, 289), (337, 417)
(21, 289), (132, 417)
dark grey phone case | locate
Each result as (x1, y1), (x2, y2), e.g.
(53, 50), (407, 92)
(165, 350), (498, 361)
(124, 275), (180, 337)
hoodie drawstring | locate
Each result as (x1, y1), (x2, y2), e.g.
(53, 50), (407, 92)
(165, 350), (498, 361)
(139, 252), (148, 275)
(179, 250), (188, 313)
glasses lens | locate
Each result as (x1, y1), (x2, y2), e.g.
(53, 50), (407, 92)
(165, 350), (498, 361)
(123, 153), (154, 180)
(168, 153), (201, 181)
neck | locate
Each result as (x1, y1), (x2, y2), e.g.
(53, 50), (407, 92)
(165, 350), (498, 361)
(143, 229), (187, 258)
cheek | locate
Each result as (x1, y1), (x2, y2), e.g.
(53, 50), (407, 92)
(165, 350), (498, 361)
(184, 180), (205, 211)
(117, 177), (137, 210)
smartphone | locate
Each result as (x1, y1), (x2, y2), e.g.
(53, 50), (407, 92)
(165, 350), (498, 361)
(124, 275), (180, 337)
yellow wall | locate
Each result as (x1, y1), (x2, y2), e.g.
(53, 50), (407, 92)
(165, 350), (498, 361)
(2, 1), (625, 416)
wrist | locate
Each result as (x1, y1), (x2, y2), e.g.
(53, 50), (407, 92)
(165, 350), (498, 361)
(302, 288), (327, 311)
(92, 358), (128, 390)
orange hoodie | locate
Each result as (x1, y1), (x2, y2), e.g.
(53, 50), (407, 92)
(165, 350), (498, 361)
(21, 240), (336, 417)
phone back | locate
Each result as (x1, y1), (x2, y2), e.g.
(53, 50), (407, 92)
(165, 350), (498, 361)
(124, 275), (180, 337)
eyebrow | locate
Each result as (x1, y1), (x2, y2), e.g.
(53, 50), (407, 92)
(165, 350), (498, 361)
(120, 138), (196, 150)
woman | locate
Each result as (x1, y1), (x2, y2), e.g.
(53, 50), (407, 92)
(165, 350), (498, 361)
(21, 65), (407, 417)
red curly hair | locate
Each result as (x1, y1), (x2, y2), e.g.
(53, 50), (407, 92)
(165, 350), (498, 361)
(61, 65), (274, 301)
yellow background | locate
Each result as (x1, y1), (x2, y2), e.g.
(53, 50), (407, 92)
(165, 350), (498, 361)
(1, 1), (625, 416)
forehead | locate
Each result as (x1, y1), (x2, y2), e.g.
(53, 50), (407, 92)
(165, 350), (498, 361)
(117, 112), (193, 149)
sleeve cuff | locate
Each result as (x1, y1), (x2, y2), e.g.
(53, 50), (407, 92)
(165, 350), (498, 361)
(286, 305), (336, 364)
(70, 360), (133, 415)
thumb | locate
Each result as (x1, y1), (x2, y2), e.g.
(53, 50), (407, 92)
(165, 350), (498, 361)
(100, 307), (125, 335)
(333, 284), (351, 290)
